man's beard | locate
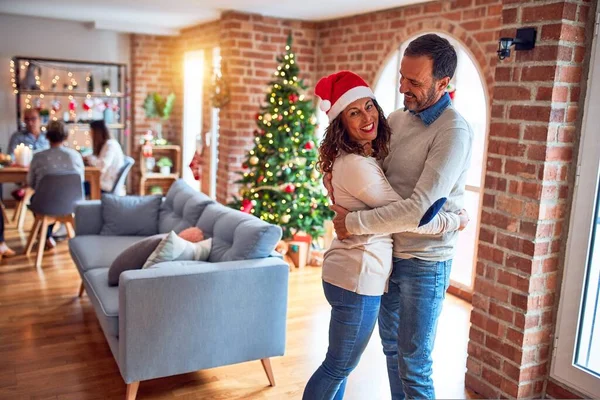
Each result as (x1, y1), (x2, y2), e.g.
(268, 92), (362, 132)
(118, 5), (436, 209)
(414, 84), (439, 112)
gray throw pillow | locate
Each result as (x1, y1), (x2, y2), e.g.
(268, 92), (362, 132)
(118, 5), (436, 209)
(100, 194), (162, 236)
(107, 234), (167, 286)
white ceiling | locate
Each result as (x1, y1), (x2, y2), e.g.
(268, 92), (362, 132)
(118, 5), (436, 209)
(0, 0), (428, 35)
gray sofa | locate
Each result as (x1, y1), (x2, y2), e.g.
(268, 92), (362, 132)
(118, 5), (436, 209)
(69, 180), (289, 400)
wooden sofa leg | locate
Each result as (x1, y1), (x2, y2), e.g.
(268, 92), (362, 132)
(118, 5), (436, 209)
(261, 358), (276, 387)
(126, 381), (139, 400)
(78, 281), (85, 297)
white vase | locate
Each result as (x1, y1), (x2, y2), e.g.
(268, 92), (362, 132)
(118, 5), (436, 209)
(145, 157), (155, 172)
(154, 121), (163, 140)
(160, 166), (171, 175)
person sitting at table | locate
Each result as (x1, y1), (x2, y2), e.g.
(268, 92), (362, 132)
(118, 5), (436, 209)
(83, 120), (124, 195)
(27, 120), (84, 250)
(5, 108), (50, 202)
(8, 108), (50, 156)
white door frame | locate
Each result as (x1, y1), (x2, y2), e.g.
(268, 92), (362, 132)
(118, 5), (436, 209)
(183, 50), (204, 190)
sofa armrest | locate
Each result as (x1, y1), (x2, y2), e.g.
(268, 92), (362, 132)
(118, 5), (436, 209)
(74, 200), (103, 235)
(117, 257), (289, 383)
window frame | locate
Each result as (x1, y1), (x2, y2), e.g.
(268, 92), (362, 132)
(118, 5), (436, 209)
(551, 27), (600, 397)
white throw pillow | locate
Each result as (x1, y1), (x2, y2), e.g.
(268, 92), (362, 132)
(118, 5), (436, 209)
(143, 231), (212, 269)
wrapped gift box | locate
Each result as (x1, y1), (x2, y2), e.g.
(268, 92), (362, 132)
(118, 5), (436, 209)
(287, 240), (309, 269)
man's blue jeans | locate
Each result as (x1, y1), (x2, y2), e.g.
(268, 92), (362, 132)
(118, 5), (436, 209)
(303, 281), (380, 400)
(379, 257), (452, 399)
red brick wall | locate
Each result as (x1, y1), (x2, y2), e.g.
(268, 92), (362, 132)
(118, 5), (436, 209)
(131, 23), (220, 195)
(217, 11), (318, 203)
(130, 34), (179, 192)
(466, 0), (596, 398)
(317, 0), (502, 101)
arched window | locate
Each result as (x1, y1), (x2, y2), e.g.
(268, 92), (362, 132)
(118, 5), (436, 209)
(374, 33), (489, 294)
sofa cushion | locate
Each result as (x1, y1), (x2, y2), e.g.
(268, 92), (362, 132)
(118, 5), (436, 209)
(100, 194), (162, 236)
(107, 234), (167, 286)
(83, 268), (119, 338)
(143, 232), (212, 268)
(159, 180), (214, 233)
(196, 203), (282, 262)
(178, 227), (204, 242)
(70, 235), (150, 273)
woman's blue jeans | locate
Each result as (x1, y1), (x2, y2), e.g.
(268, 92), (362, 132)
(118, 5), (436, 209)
(303, 281), (381, 400)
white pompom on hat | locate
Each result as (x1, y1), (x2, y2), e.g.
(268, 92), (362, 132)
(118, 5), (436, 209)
(315, 70), (375, 122)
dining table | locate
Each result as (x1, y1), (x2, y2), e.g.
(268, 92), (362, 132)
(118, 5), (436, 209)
(0, 165), (101, 199)
(0, 165), (101, 230)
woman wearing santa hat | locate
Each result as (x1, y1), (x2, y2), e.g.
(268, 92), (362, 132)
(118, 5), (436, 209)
(303, 71), (467, 399)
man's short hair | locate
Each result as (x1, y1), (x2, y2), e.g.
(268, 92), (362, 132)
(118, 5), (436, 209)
(23, 108), (40, 117)
(46, 121), (68, 144)
(404, 34), (458, 80)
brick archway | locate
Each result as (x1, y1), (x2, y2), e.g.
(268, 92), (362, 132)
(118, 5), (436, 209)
(370, 19), (495, 103)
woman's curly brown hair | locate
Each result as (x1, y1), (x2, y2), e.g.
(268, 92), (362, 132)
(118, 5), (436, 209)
(318, 99), (392, 173)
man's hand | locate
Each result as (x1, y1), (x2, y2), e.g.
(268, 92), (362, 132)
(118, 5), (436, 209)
(323, 172), (335, 204)
(458, 209), (469, 231)
(330, 204), (350, 240)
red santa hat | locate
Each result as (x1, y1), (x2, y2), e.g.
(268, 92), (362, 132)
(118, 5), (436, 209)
(315, 71), (375, 122)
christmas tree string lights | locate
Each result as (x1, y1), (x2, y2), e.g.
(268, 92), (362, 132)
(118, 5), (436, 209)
(228, 34), (333, 239)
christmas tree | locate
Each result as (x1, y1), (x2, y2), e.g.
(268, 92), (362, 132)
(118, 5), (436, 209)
(229, 35), (333, 240)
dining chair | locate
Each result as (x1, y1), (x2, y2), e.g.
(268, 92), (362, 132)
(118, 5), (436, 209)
(12, 188), (34, 231)
(108, 156), (135, 195)
(25, 173), (83, 268)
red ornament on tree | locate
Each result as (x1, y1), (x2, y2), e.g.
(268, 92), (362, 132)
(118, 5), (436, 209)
(283, 183), (295, 193)
(446, 83), (456, 101)
(277, 115), (283, 121)
(258, 175), (265, 183)
(288, 93), (299, 103)
(242, 162), (248, 169)
(304, 141), (315, 150)
(241, 198), (253, 213)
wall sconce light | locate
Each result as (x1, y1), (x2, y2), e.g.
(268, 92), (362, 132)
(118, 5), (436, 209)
(497, 27), (537, 60)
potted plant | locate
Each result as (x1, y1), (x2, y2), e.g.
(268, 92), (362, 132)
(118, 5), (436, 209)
(149, 186), (163, 195)
(143, 92), (175, 140)
(39, 108), (50, 125)
(156, 157), (173, 175)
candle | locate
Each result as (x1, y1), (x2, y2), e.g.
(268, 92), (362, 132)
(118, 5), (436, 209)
(14, 143), (32, 167)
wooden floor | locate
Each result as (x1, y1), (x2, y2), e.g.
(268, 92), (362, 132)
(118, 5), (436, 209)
(0, 214), (475, 399)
